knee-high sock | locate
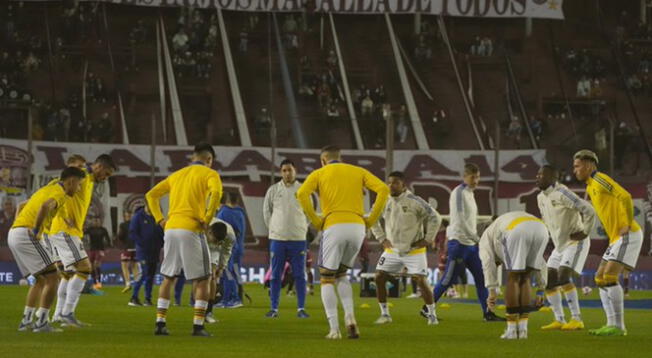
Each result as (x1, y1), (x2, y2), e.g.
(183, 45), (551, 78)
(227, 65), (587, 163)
(336, 276), (355, 323)
(320, 283), (339, 331)
(562, 285), (581, 321)
(606, 285), (625, 330)
(62, 274), (86, 316)
(53, 278), (68, 318)
(545, 288), (566, 323)
(599, 287), (615, 327)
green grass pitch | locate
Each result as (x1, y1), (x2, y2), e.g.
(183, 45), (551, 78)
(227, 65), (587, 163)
(0, 284), (651, 358)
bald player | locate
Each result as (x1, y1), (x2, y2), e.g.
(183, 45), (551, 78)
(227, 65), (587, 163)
(296, 145), (389, 340)
(9, 166), (86, 332)
(573, 150), (643, 337)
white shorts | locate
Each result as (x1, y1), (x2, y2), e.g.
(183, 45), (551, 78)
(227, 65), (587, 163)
(42, 233), (61, 263)
(547, 240), (590, 274)
(8, 228), (54, 277)
(318, 223), (366, 271)
(50, 232), (88, 270)
(502, 221), (548, 272)
(602, 230), (643, 270)
(160, 229), (211, 280)
(375, 249), (428, 276)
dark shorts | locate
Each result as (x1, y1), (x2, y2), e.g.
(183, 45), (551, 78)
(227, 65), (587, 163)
(88, 250), (103, 263)
(121, 250), (136, 261)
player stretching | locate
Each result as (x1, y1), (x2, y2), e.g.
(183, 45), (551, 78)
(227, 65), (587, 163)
(573, 150), (643, 336)
(433, 164), (503, 321)
(146, 144), (223, 337)
(205, 217), (236, 323)
(536, 165), (596, 331)
(297, 145), (389, 339)
(480, 212), (549, 339)
(10, 167), (86, 332)
(370, 171), (442, 325)
(263, 159), (310, 318)
(49, 155), (116, 327)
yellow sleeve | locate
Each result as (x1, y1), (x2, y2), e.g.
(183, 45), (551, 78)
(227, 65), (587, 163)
(146, 178), (171, 224)
(363, 169), (390, 227)
(296, 171), (322, 228)
(606, 176), (635, 225)
(203, 171), (223, 224)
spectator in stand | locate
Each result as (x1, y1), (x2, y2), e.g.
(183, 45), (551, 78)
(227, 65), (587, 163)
(21, 52), (40, 73)
(98, 112), (113, 142)
(507, 116), (522, 142)
(95, 77), (107, 103)
(255, 108), (271, 135)
(530, 116), (543, 142)
(0, 197), (16, 247)
(576, 76), (591, 97)
(60, 107), (71, 141)
(627, 73), (642, 94)
(361, 95), (374, 117)
(326, 104), (340, 119)
(172, 28), (189, 54)
(470, 36), (483, 56)
(481, 37), (493, 56)
(396, 105), (409, 144)
(326, 50), (337, 68)
(591, 78), (602, 97)
(239, 28), (248, 53)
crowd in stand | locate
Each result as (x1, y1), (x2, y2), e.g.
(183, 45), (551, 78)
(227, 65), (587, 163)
(171, 8), (216, 79)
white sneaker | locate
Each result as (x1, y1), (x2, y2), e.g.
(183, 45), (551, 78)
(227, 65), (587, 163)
(325, 330), (342, 339)
(33, 322), (63, 333)
(427, 314), (439, 326)
(407, 292), (421, 299)
(518, 330), (528, 339)
(374, 315), (392, 325)
(500, 329), (518, 339)
(51, 315), (62, 324)
(205, 313), (217, 324)
(18, 321), (33, 332)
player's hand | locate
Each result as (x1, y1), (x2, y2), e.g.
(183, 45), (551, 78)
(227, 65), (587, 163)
(618, 226), (630, 236)
(64, 218), (76, 229)
(569, 231), (586, 241)
(487, 291), (497, 310)
(363, 217), (374, 229)
(158, 219), (167, 229)
(381, 239), (393, 250)
(412, 239), (428, 248)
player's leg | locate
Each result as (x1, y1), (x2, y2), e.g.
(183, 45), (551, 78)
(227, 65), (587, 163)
(318, 225), (344, 338)
(374, 270), (392, 322)
(595, 260), (627, 336)
(592, 260), (614, 333)
(415, 275), (437, 325)
(268, 240), (287, 316)
(181, 231), (212, 336)
(144, 260), (158, 305)
(155, 230), (183, 335)
(61, 256), (91, 324)
(463, 246), (493, 320)
(558, 266), (583, 329)
(130, 261), (146, 306)
(433, 240), (464, 303)
(288, 241), (308, 317)
(306, 251), (314, 295)
(622, 269), (631, 297)
(121, 255), (131, 291)
(517, 270), (532, 339)
(542, 267), (565, 328)
(502, 271), (521, 339)
(20, 277), (43, 330)
(336, 224), (366, 339)
(33, 266), (61, 332)
(205, 265), (218, 323)
(52, 267), (72, 322)
(94, 254), (103, 289)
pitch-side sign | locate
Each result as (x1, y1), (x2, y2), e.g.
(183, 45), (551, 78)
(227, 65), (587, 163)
(26, 0), (564, 19)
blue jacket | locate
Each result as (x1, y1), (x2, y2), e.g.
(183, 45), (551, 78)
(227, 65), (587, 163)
(129, 207), (164, 262)
(217, 205), (246, 258)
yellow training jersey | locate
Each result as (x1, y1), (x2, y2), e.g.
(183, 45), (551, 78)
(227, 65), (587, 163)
(585, 171), (640, 244)
(42, 177), (60, 235)
(49, 169), (95, 238)
(296, 162), (389, 230)
(12, 182), (69, 234)
(146, 163), (223, 232)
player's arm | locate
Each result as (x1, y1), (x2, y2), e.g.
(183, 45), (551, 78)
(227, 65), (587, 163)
(296, 171), (323, 229)
(479, 229), (500, 309)
(609, 179), (635, 231)
(146, 178), (171, 226)
(558, 188), (597, 239)
(33, 199), (58, 235)
(15, 200), (28, 217)
(370, 206), (390, 248)
(219, 235), (235, 271)
(363, 170), (390, 228)
(262, 185), (274, 229)
(203, 172), (223, 225)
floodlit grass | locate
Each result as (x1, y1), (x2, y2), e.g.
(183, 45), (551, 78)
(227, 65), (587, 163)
(0, 284), (651, 358)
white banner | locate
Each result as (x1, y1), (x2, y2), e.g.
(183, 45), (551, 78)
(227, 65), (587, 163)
(23, 0), (565, 19)
(0, 138), (546, 184)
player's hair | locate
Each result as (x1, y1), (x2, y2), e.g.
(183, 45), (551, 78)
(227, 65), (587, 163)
(226, 192), (239, 204)
(541, 164), (559, 179)
(280, 159), (295, 167)
(388, 171), (405, 180)
(194, 142), (216, 160)
(94, 154), (117, 171)
(573, 150), (599, 165)
(320, 145), (341, 160)
(66, 154), (86, 165)
(210, 222), (228, 241)
(60, 166), (86, 180)
(463, 163), (480, 175)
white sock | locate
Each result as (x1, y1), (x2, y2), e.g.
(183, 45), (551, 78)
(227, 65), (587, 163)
(336, 277), (355, 321)
(379, 302), (389, 316)
(35, 307), (50, 326)
(599, 287), (615, 327)
(193, 300), (209, 326)
(62, 275), (85, 316)
(22, 306), (35, 324)
(156, 298), (170, 323)
(426, 303), (436, 317)
(518, 317), (529, 333)
(606, 285), (625, 330)
(53, 279), (68, 318)
(546, 289), (566, 323)
(320, 283), (339, 331)
(563, 286), (582, 321)
(507, 320), (517, 333)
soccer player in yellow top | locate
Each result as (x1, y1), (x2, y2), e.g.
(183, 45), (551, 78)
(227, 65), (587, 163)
(296, 145), (389, 340)
(49, 154), (116, 327)
(146, 143), (223, 337)
(573, 150), (643, 336)
(8, 166), (85, 333)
